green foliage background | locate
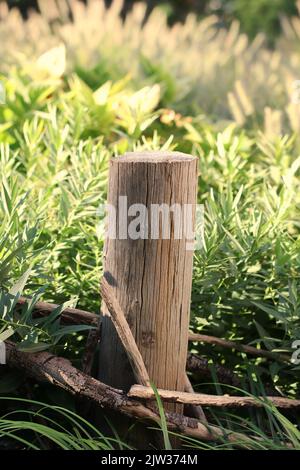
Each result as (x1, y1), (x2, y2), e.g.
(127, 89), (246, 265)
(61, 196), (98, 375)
(0, 0), (299, 449)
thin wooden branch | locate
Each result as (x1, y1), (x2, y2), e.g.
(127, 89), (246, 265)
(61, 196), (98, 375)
(18, 297), (98, 326)
(184, 374), (207, 422)
(17, 298), (240, 386)
(189, 331), (290, 363)
(128, 384), (300, 409)
(100, 277), (150, 387)
(17, 298), (289, 365)
(186, 353), (241, 387)
(4, 341), (250, 445)
(19, 296), (101, 376)
(186, 353), (280, 396)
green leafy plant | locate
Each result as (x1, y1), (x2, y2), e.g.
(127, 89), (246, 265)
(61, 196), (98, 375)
(0, 397), (128, 450)
(0, 279), (94, 353)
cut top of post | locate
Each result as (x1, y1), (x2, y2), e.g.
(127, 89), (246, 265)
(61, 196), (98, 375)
(115, 151), (197, 163)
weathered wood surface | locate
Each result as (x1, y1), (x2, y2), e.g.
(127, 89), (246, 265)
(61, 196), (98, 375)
(189, 331), (290, 363)
(98, 151), (198, 408)
(18, 296), (98, 325)
(17, 298), (288, 364)
(100, 277), (150, 386)
(128, 384), (300, 409)
(5, 340), (249, 444)
(184, 374), (207, 422)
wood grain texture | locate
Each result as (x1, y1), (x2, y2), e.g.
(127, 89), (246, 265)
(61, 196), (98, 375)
(100, 277), (150, 386)
(18, 297), (98, 326)
(98, 151), (198, 410)
(184, 374), (207, 422)
(128, 385), (300, 409)
(188, 331), (290, 363)
(5, 340), (250, 445)
(17, 298), (289, 369)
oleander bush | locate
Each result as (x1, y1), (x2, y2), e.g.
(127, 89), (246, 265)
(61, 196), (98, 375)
(0, 0), (299, 449)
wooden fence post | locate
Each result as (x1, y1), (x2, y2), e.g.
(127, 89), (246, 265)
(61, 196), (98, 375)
(98, 151), (198, 412)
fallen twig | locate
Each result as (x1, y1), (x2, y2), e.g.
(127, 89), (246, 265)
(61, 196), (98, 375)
(189, 331), (290, 363)
(128, 384), (300, 409)
(186, 353), (241, 387)
(4, 341), (250, 445)
(100, 277), (150, 386)
(18, 297), (98, 326)
(17, 298), (289, 365)
(184, 374), (207, 422)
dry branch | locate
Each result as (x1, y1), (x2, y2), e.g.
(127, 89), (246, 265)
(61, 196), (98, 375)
(4, 341), (249, 445)
(128, 384), (300, 409)
(100, 277), (150, 386)
(186, 353), (241, 387)
(17, 298), (289, 365)
(18, 297), (98, 326)
(189, 331), (290, 363)
(184, 374), (207, 422)
(186, 353), (280, 396)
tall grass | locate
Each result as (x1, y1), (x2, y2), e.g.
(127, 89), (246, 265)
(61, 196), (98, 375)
(1, 0), (300, 131)
(0, 397), (129, 450)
